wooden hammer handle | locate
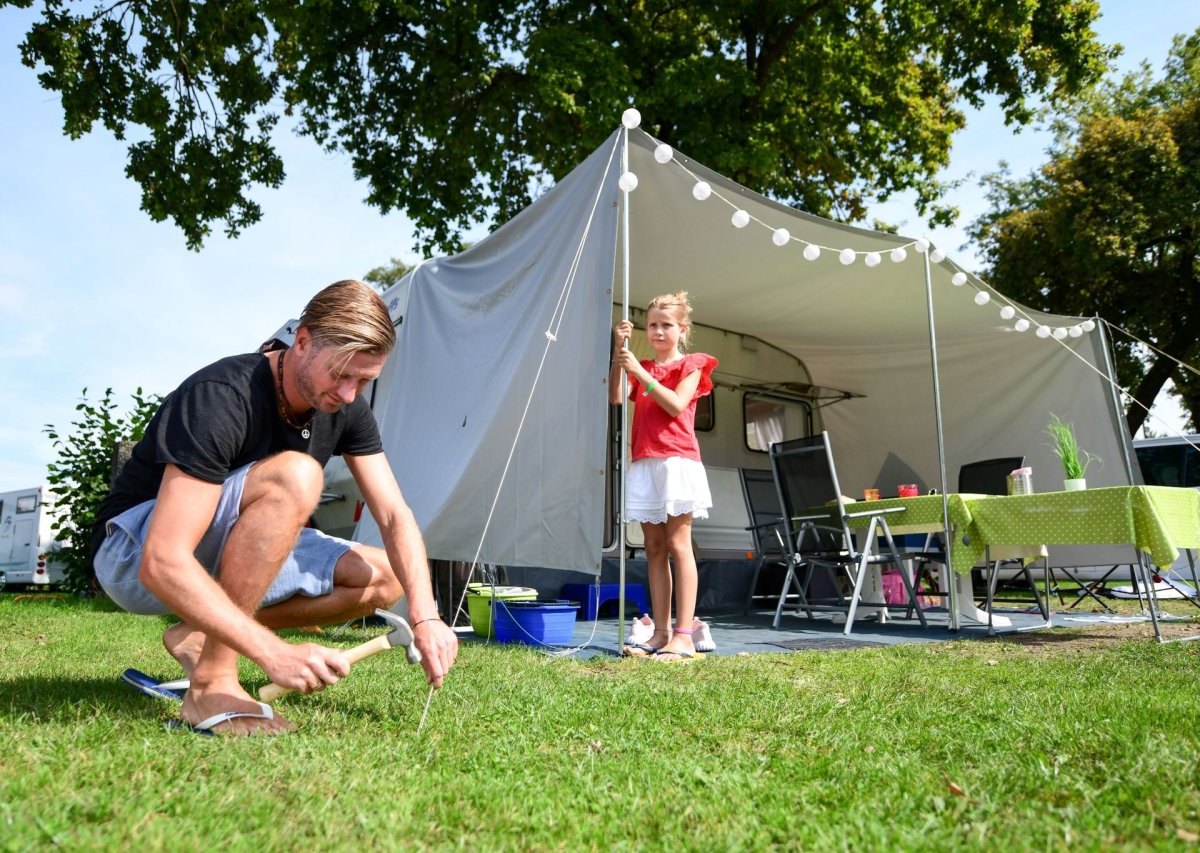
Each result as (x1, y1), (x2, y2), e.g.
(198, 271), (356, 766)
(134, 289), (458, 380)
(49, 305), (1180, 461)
(259, 633), (394, 703)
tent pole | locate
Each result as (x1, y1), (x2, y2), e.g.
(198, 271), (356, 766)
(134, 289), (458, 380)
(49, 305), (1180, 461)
(921, 249), (957, 630)
(617, 127), (632, 652)
(1097, 319), (1163, 638)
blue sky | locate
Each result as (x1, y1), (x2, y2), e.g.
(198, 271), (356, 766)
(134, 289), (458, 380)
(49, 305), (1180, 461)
(2, 4), (1197, 490)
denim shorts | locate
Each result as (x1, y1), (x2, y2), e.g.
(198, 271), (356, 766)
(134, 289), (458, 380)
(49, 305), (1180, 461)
(93, 462), (352, 615)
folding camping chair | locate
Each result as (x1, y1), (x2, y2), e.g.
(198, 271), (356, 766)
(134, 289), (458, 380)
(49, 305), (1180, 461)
(739, 468), (791, 613)
(958, 456), (1051, 621)
(768, 432), (937, 635)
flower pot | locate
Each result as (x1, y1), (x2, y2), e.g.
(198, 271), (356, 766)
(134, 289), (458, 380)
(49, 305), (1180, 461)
(1063, 478), (1087, 491)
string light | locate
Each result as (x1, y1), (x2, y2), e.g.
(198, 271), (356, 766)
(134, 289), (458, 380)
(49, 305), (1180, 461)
(635, 118), (1097, 341)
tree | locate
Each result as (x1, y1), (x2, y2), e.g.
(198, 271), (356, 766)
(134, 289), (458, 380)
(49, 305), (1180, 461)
(8, 0), (1113, 253)
(363, 258), (415, 291)
(969, 30), (1200, 437)
(43, 387), (160, 595)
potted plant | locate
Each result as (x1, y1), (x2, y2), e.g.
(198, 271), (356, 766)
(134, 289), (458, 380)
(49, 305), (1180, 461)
(1047, 414), (1099, 490)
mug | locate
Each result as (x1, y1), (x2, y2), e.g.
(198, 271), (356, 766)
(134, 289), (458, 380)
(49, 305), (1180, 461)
(897, 484), (919, 498)
(863, 488), (881, 501)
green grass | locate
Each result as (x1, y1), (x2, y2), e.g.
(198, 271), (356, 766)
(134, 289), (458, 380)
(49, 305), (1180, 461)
(3, 593), (1200, 850)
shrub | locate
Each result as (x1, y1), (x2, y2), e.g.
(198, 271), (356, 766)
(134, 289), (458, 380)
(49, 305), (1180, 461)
(43, 388), (160, 596)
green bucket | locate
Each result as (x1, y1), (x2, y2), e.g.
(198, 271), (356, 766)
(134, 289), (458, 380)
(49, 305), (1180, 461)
(465, 584), (538, 638)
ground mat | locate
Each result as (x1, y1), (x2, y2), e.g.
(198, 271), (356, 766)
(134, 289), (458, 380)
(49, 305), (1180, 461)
(761, 638), (890, 651)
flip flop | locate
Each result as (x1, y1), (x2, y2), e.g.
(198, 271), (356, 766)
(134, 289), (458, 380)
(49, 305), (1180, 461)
(651, 647), (696, 663)
(621, 643), (659, 658)
(121, 668), (190, 702)
(165, 701), (275, 737)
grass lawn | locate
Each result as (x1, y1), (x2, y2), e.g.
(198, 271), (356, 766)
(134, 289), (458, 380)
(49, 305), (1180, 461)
(2, 591), (1200, 850)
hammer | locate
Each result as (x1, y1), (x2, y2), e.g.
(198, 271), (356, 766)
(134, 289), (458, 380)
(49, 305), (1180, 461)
(259, 609), (422, 702)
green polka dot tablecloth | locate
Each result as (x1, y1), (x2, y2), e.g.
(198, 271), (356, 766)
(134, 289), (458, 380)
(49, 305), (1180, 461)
(964, 486), (1200, 572)
(825, 486), (1200, 576)
(834, 493), (988, 576)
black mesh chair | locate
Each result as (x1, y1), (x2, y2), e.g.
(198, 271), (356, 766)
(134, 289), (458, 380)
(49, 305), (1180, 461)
(739, 468), (791, 614)
(958, 456), (1050, 621)
(768, 432), (935, 634)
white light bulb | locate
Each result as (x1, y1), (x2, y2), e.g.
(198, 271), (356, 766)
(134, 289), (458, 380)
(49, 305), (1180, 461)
(653, 143), (673, 164)
(621, 108), (641, 129)
(1082, 319), (1097, 332)
(1069, 325), (1083, 338)
(1014, 318), (1030, 332)
(618, 172), (638, 192)
(999, 306), (1016, 320)
(772, 228), (791, 246)
(890, 247), (907, 263)
(864, 252), (881, 268)
(974, 291), (990, 305)
(839, 248), (856, 265)
(1036, 325), (1052, 338)
(731, 209), (750, 228)
(1053, 327), (1069, 340)
(914, 238), (929, 254)
(692, 181), (711, 201)
(951, 272), (967, 286)
(803, 244), (821, 261)
(929, 248), (946, 263)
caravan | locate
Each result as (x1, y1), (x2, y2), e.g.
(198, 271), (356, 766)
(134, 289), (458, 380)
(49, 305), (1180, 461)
(0, 486), (66, 589)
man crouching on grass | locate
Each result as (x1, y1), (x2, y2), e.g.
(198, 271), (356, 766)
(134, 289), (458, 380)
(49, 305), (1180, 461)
(90, 279), (457, 735)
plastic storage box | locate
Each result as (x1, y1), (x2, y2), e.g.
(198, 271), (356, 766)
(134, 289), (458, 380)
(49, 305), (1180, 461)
(465, 584), (537, 638)
(492, 600), (580, 646)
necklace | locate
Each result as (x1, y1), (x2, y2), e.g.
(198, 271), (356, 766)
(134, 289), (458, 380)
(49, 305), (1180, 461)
(276, 348), (313, 439)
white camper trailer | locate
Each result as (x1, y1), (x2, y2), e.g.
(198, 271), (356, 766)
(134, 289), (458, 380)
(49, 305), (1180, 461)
(0, 486), (66, 588)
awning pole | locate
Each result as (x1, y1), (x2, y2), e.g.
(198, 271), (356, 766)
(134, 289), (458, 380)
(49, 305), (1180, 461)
(618, 127), (632, 652)
(921, 248), (956, 630)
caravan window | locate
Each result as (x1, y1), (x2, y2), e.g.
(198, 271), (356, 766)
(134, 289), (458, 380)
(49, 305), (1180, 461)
(695, 395), (714, 432)
(15, 495), (36, 513)
(743, 394), (812, 452)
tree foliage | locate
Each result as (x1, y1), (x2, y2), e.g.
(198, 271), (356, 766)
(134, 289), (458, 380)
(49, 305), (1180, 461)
(8, 0), (1113, 252)
(969, 30), (1200, 436)
(43, 387), (160, 595)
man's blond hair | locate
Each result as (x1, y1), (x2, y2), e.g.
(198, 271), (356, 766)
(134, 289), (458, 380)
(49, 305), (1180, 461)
(298, 279), (396, 358)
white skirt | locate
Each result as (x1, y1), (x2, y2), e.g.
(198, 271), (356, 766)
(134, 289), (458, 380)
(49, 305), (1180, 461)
(625, 457), (713, 524)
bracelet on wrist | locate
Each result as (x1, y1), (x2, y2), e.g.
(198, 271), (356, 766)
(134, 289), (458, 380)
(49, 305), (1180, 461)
(643, 380), (658, 396)
(411, 617), (442, 629)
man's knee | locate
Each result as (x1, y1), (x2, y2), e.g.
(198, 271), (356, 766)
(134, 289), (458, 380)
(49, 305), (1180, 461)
(244, 452), (324, 518)
(338, 546), (403, 608)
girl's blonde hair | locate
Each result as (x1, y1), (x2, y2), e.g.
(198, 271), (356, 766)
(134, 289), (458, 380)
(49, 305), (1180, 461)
(646, 291), (693, 351)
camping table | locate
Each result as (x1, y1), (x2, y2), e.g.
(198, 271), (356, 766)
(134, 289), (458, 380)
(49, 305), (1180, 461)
(962, 486), (1200, 642)
(843, 493), (1047, 631)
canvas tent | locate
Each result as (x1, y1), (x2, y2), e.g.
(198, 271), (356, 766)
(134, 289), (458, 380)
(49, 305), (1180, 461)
(355, 124), (1137, 574)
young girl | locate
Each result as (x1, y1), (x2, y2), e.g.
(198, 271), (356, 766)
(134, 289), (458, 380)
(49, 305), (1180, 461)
(610, 292), (718, 662)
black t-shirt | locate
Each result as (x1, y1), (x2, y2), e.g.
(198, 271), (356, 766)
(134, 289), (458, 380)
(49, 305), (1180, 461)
(91, 352), (383, 558)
